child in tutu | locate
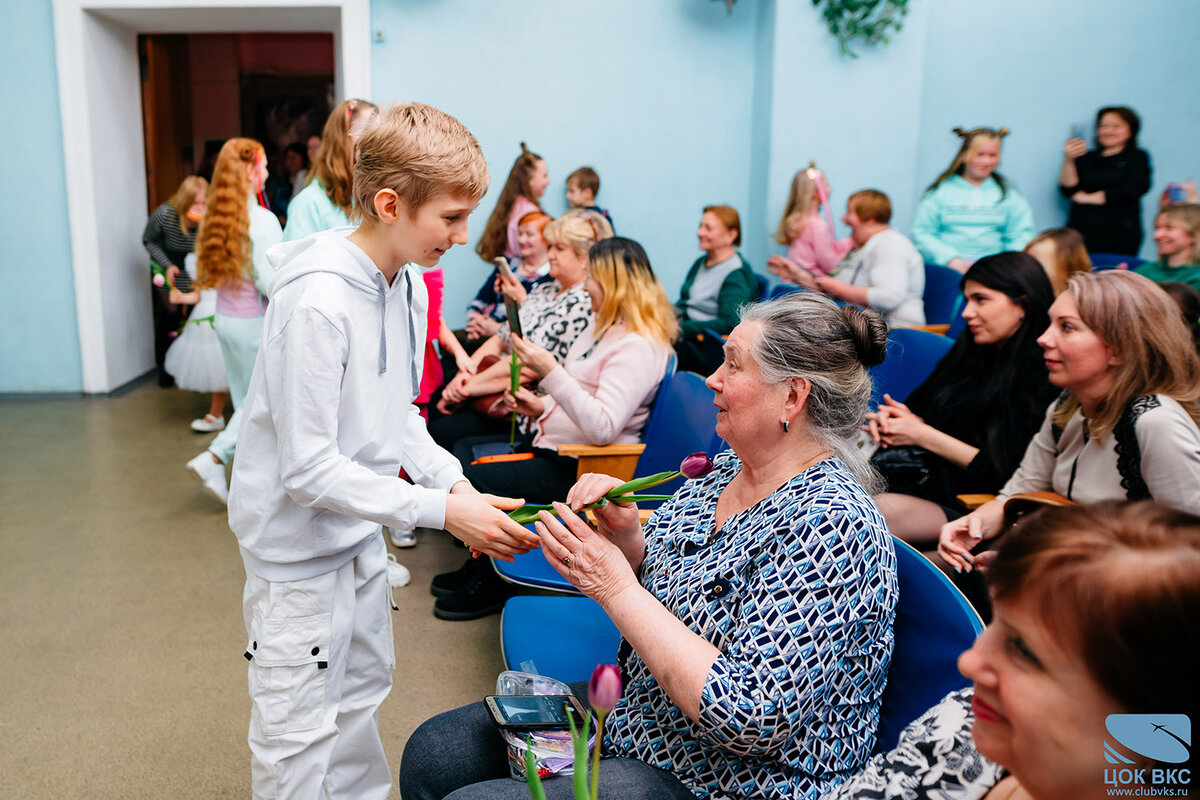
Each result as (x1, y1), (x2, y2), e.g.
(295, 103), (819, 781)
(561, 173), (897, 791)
(166, 253), (229, 432)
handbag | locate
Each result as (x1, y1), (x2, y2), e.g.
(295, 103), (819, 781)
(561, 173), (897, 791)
(871, 445), (933, 494)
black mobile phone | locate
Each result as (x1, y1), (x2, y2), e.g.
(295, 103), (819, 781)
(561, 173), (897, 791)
(484, 694), (587, 731)
(503, 293), (523, 339)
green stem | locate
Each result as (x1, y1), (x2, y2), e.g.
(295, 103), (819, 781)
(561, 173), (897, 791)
(569, 711), (590, 800)
(590, 711), (607, 800)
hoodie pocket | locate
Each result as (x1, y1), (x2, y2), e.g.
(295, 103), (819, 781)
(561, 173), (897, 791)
(247, 611), (332, 736)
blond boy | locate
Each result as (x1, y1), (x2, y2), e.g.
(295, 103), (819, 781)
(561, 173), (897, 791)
(228, 103), (537, 799)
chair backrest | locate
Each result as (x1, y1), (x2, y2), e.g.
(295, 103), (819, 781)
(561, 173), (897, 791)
(875, 537), (984, 754)
(635, 370), (719, 479)
(923, 262), (963, 325)
(1089, 253), (1147, 272)
(868, 328), (954, 406)
(945, 308), (967, 341)
(753, 272), (770, 301)
(769, 283), (804, 300)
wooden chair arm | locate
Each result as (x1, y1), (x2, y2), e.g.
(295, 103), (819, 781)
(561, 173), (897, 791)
(956, 493), (996, 510)
(911, 323), (951, 335)
(557, 443), (645, 481)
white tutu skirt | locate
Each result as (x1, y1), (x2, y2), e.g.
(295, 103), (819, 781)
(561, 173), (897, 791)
(164, 289), (228, 393)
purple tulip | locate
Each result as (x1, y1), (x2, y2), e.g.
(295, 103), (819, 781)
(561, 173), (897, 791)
(152, 273), (165, 287)
(588, 664), (622, 714)
(680, 452), (715, 480)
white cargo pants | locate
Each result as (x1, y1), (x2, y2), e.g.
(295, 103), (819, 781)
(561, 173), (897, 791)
(243, 534), (395, 799)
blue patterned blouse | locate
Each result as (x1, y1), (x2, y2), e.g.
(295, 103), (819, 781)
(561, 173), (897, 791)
(603, 451), (898, 800)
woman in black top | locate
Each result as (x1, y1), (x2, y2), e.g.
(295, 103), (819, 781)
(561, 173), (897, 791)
(867, 252), (1058, 544)
(142, 175), (207, 383)
(1059, 106), (1152, 255)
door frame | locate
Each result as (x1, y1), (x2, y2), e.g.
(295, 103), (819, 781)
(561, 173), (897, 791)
(51, 0), (371, 392)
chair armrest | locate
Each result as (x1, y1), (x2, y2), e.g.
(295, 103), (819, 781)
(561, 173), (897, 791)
(557, 443), (645, 481)
(956, 493), (996, 510)
(911, 324), (951, 335)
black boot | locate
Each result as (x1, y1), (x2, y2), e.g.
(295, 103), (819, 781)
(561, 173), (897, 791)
(433, 560), (514, 621)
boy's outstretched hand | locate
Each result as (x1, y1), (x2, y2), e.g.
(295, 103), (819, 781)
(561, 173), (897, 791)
(444, 483), (540, 561)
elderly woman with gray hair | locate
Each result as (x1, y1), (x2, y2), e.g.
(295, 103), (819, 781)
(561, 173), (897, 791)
(400, 292), (899, 800)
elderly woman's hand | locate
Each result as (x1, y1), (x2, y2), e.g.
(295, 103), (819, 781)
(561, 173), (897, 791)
(495, 264), (528, 304)
(767, 255), (818, 290)
(566, 473), (643, 541)
(509, 334), (558, 378)
(536, 503), (641, 607)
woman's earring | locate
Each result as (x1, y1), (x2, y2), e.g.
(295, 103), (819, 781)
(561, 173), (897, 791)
(781, 420), (790, 434)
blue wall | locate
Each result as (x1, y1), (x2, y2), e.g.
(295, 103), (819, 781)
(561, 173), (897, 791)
(371, 0), (761, 326)
(0, 2), (81, 393)
(5, 0), (1200, 391)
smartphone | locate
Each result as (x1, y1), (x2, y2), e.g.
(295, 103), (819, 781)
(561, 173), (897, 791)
(484, 694), (587, 731)
(503, 293), (523, 339)
(1069, 123), (1086, 140)
(1167, 183), (1187, 203)
(494, 256), (516, 282)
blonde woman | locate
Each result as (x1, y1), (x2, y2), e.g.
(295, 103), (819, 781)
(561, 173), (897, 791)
(433, 236), (679, 620)
(1024, 227), (1092, 294)
(142, 175), (207, 385)
(913, 127), (1036, 272)
(941, 270), (1200, 569)
(185, 138), (283, 503)
(431, 209), (612, 445)
(1137, 203), (1200, 291)
(282, 98), (378, 241)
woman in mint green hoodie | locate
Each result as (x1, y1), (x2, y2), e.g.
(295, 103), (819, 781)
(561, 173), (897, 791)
(283, 98), (378, 241)
(913, 127), (1036, 273)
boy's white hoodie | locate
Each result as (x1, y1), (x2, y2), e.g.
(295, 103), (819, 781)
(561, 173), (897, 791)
(229, 227), (465, 581)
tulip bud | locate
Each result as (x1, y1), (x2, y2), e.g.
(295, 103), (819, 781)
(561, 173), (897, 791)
(588, 664), (622, 714)
(152, 273), (165, 287)
(680, 452), (715, 480)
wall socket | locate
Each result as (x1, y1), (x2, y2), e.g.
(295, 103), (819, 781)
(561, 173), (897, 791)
(373, 24), (385, 43)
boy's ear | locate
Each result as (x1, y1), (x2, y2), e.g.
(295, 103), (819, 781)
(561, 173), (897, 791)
(373, 188), (400, 223)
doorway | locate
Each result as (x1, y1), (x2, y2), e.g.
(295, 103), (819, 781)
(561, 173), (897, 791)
(52, 0), (370, 393)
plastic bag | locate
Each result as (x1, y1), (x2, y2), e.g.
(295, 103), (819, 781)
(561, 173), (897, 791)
(495, 670), (593, 781)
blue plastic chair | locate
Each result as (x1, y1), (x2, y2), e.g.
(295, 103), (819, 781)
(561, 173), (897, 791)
(868, 328), (954, 406)
(1089, 252), (1147, 272)
(874, 538), (983, 753)
(923, 263), (962, 325)
(493, 369), (719, 593)
(753, 272), (770, 301)
(945, 307), (967, 341)
(498, 538), (983, 744)
(500, 595), (620, 683)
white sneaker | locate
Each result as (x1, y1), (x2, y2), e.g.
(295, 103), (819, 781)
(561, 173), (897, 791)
(187, 452), (229, 505)
(386, 553), (411, 588)
(388, 526), (417, 548)
(191, 414), (226, 433)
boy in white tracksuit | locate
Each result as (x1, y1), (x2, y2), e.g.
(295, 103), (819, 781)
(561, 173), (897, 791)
(228, 103), (539, 800)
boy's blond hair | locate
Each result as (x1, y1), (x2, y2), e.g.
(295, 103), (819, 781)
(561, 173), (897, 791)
(352, 103), (489, 221)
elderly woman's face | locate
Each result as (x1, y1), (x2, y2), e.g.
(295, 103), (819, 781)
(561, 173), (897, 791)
(697, 212), (737, 254)
(547, 240), (587, 286)
(705, 322), (781, 448)
(958, 597), (1123, 796)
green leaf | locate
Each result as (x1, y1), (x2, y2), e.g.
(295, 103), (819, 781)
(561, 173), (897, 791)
(524, 736), (548, 800)
(570, 712), (590, 800)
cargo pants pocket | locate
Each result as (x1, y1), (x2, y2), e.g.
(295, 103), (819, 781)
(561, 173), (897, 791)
(247, 611), (332, 736)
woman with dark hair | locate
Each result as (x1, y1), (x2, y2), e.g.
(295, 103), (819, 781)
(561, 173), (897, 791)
(940, 270), (1200, 567)
(475, 143), (549, 263)
(830, 501), (1200, 800)
(869, 252), (1059, 543)
(1059, 106), (1152, 256)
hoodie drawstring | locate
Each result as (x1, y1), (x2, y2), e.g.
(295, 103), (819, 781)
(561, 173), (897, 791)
(373, 271), (389, 375)
(404, 272), (419, 395)
(373, 268), (421, 396)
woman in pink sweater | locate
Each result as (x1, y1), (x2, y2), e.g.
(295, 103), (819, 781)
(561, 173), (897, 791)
(767, 164), (850, 279)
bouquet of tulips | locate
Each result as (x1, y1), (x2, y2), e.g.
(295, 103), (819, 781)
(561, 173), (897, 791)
(507, 452), (715, 525)
(524, 664), (622, 800)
